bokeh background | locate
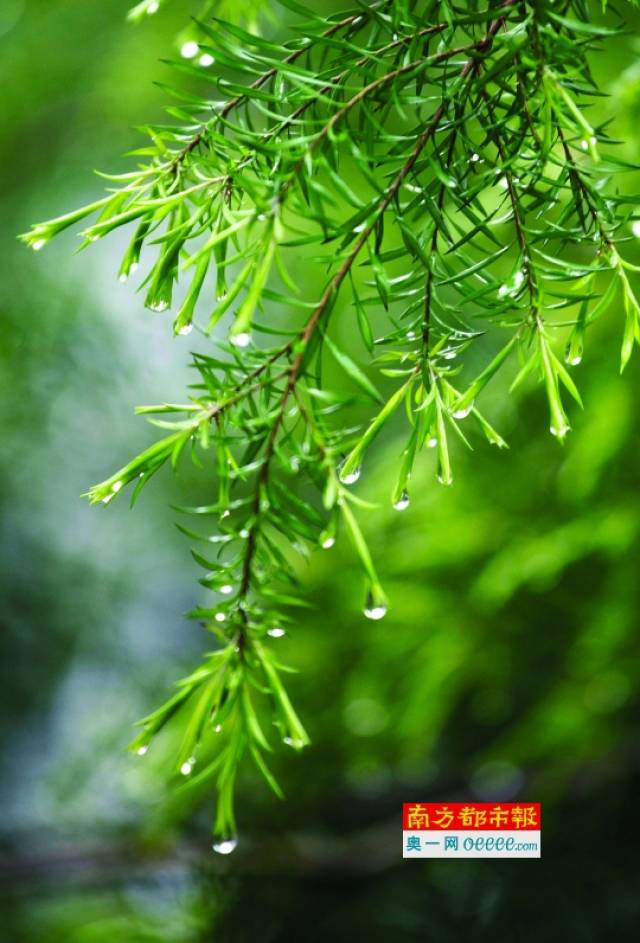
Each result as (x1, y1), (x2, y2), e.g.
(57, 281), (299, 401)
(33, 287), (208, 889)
(2, 1), (640, 940)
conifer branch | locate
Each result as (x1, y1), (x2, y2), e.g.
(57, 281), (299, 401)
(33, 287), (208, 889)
(21, 0), (640, 845)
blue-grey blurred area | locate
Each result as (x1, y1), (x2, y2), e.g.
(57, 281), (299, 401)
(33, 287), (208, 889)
(1, 2), (640, 941)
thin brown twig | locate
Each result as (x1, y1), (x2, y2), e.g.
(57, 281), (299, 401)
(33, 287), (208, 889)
(233, 1), (519, 639)
(169, 8), (381, 173)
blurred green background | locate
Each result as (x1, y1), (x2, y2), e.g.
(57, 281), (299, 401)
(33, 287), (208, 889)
(1, 1), (640, 940)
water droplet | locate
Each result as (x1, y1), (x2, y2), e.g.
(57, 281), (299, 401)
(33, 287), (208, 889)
(181, 41), (199, 59)
(268, 627), (285, 638)
(230, 331), (251, 348)
(427, 436), (438, 449)
(406, 330), (417, 341)
(580, 139), (588, 151)
(321, 536), (335, 549)
(497, 176), (508, 190)
(219, 584), (233, 595)
(442, 349), (457, 360)
(590, 135), (597, 146)
(437, 469), (453, 486)
(137, 746), (148, 756)
(453, 402), (473, 419)
(221, 510), (230, 520)
(119, 273), (128, 283)
(239, 528), (249, 539)
(212, 836), (238, 855)
(32, 238), (46, 251)
(513, 269), (524, 289)
(631, 220), (640, 238)
(364, 604), (387, 621)
(110, 480), (123, 495)
(283, 737), (304, 748)
(550, 423), (569, 438)
(498, 284), (509, 298)
(148, 300), (169, 313)
(130, 262), (139, 275)
(199, 53), (214, 67)
(147, 0), (159, 13)
(214, 612), (226, 624)
(101, 493), (114, 505)
(214, 724), (222, 733)
(180, 758), (195, 775)
(471, 152), (480, 162)
(339, 465), (361, 485)
(568, 355), (582, 366)
(393, 491), (410, 511)
(178, 323), (193, 336)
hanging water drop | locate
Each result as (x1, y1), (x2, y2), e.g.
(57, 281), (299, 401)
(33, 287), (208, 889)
(111, 480), (123, 493)
(339, 465), (361, 485)
(230, 331), (251, 348)
(178, 323), (193, 336)
(631, 220), (640, 238)
(437, 471), (453, 486)
(147, 0), (159, 13)
(393, 491), (410, 511)
(199, 53), (214, 67)
(550, 423), (569, 439)
(364, 588), (387, 621)
(283, 736), (304, 748)
(119, 273), (128, 284)
(148, 300), (169, 313)
(137, 745), (148, 756)
(219, 584), (233, 595)
(321, 536), (335, 549)
(268, 627), (286, 638)
(453, 402), (473, 419)
(215, 724), (222, 733)
(32, 238), (46, 251)
(580, 139), (588, 151)
(215, 612), (225, 623)
(180, 757), (195, 776)
(101, 493), (114, 505)
(181, 41), (199, 59)
(471, 152), (480, 162)
(364, 603), (387, 620)
(427, 436), (438, 448)
(212, 836), (238, 855)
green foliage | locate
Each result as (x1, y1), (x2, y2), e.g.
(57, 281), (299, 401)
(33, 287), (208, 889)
(22, 0), (640, 844)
